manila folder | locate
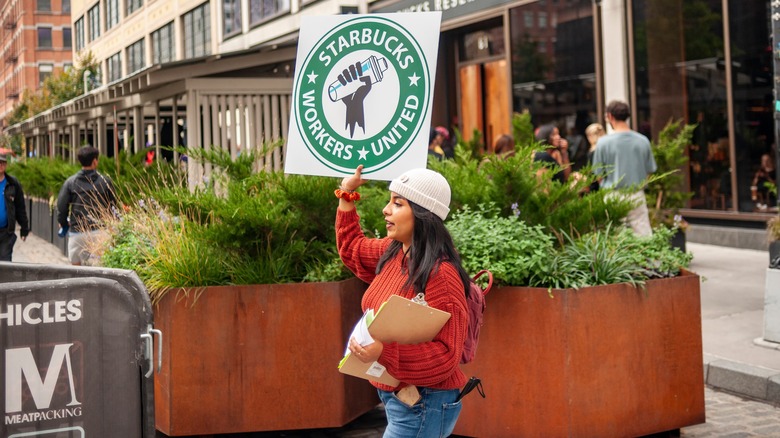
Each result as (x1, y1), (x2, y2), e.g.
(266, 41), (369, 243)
(368, 295), (451, 344)
(339, 354), (400, 386)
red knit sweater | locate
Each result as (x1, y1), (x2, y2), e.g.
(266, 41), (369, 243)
(336, 208), (468, 392)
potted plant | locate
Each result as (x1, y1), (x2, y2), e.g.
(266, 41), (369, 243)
(444, 206), (700, 437)
(71, 127), (699, 437)
(84, 146), (380, 436)
(424, 126), (702, 437)
(645, 119), (696, 252)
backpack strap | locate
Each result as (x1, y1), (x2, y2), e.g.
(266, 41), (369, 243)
(472, 270), (493, 296)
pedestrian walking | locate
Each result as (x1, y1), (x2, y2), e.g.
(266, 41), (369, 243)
(0, 154), (29, 261)
(336, 165), (471, 438)
(56, 146), (117, 265)
(592, 100), (657, 236)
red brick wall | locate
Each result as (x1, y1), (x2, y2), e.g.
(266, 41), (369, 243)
(1, 0), (73, 128)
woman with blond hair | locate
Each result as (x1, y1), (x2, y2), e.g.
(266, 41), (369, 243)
(585, 123), (606, 192)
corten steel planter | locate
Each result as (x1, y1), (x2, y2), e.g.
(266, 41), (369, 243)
(153, 277), (379, 436)
(454, 271), (704, 438)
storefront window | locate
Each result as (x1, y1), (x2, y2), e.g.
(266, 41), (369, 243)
(632, 0), (728, 211)
(510, 0), (596, 170)
(729, 1), (774, 212)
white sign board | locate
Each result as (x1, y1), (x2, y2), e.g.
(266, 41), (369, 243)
(284, 13), (442, 180)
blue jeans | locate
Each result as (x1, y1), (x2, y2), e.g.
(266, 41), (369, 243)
(378, 387), (462, 438)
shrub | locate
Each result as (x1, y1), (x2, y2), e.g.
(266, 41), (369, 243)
(645, 119), (696, 229)
(429, 142), (636, 240)
(530, 225), (692, 290)
(98, 145), (354, 298)
(7, 158), (79, 199)
(447, 204), (555, 286)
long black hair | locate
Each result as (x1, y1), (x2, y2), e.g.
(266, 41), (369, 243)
(535, 124), (556, 148)
(376, 200), (471, 298)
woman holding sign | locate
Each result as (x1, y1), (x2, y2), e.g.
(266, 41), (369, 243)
(336, 165), (470, 437)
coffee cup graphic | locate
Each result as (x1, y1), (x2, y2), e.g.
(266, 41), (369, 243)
(328, 55), (389, 102)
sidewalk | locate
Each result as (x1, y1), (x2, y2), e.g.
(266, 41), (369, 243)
(688, 242), (780, 404)
(12, 232), (70, 265)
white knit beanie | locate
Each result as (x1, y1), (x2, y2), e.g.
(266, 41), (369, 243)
(389, 168), (451, 220)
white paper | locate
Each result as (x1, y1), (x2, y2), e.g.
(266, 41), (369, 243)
(344, 309), (375, 356)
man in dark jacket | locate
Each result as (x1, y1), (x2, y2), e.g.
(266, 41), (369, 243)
(57, 146), (116, 265)
(0, 153), (30, 261)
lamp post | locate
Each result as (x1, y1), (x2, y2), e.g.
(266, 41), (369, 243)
(83, 70), (92, 94)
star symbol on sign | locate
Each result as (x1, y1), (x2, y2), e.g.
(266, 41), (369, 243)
(307, 72), (318, 84)
(358, 147), (369, 160)
(408, 73), (421, 86)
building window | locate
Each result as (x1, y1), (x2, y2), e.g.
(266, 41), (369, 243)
(39, 64), (53, 85)
(37, 27), (52, 48)
(63, 27), (72, 48)
(249, 0), (290, 25)
(152, 22), (174, 64)
(183, 2), (211, 59)
(62, 0), (70, 12)
(127, 0), (142, 16)
(64, 62), (73, 71)
(538, 12), (547, 29)
(223, 0), (241, 36)
(523, 11), (533, 28)
(509, 0), (597, 163)
(106, 0), (119, 30)
(127, 38), (145, 73)
(107, 51), (122, 82)
(632, 0), (776, 213)
(37, 0), (51, 11)
(88, 5), (100, 41)
(75, 17), (84, 51)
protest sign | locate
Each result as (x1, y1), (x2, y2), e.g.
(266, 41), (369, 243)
(285, 12), (442, 180)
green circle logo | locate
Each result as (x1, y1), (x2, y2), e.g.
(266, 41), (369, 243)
(293, 16), (430, 174)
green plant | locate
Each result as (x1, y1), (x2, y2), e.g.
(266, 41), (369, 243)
(447, 204), (555, 286)
(447, 204), (691, 290)
(645, 119), (696, 229)
(7, 158), (80, 198)
(98, 148), (186, 204)
(452, 127), (484, 160)
(428, 142), (636, 240)
(530, 225), (692, 290)
(512, 110), (535, 146)
(767, 216), (780, 242)
(100, 213), (152, 271)
(530, 224), (645, 290)
(95, 144), (353, 299)
(621, 226), (693, 278)
(91, 133), (691, 296)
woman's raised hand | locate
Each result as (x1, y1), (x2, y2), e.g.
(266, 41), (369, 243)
(341, 165), (366, 192)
